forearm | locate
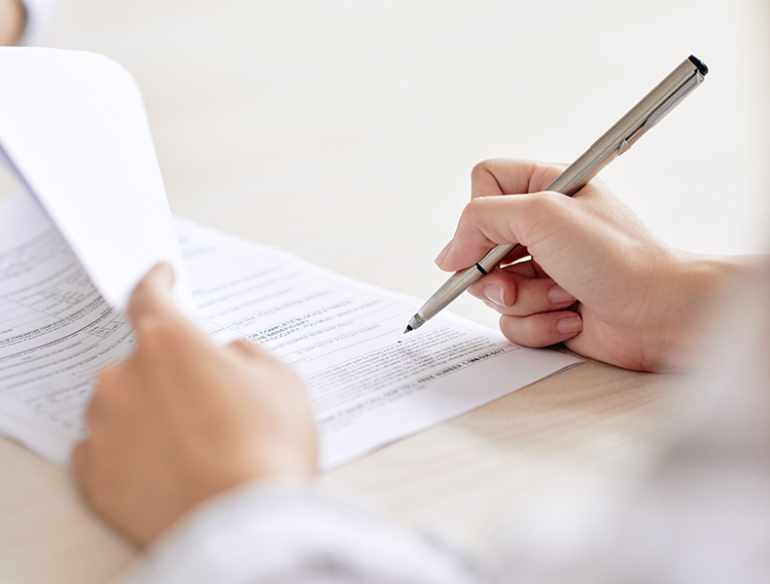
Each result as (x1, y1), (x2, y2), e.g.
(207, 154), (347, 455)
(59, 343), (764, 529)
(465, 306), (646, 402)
(0, 0), (25, 45)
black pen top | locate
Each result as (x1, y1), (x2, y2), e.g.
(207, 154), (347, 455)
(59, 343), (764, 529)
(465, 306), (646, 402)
(688, 55), (709, 76)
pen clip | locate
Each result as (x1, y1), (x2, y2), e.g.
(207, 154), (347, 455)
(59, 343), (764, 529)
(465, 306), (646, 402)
(617, 68), (705, 156)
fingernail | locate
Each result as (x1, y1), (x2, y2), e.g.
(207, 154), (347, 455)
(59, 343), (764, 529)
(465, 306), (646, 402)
(483, 285), (505, 307)
(547, 284), (575, 306)
(556, 315), (582, 335)
(435, 241), (452, 266)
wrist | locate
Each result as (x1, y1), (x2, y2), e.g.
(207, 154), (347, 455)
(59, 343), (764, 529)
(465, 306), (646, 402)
(645, 251), (762, 371)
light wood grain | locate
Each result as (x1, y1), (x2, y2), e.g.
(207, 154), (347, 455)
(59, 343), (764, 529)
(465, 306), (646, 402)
(1, 0), (768, 581)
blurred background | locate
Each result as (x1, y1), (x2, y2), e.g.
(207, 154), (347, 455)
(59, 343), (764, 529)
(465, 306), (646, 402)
(2, 0), (769, 330)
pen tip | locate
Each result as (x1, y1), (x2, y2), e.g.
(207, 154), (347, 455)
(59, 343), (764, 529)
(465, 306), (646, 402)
(403, 325), (413, 334)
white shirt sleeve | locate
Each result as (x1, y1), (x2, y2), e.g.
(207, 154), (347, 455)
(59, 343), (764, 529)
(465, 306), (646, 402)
(115, 482), (481, 584)
(19, 0), (60, 45)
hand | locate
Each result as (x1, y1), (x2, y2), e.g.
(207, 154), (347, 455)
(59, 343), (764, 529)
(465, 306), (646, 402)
(0, 0), (24, 45)
(72, 264), (317, 545)
(436, 159), (742, 372)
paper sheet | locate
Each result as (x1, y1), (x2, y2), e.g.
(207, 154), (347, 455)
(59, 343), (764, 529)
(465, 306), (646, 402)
(0, 195), (581, 468)
(0, 47), (193, 313)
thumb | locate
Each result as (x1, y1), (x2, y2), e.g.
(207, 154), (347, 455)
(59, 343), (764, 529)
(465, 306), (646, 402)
(128, 263), (215, 362)
(127, 262), (177, 325)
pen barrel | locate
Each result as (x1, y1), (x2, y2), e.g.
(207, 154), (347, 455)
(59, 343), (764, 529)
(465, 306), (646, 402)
(418, 263), (490, 320)
(477, 243), (519, 272)
(555, 58), (705, 196)
(545, 147), (616, 196)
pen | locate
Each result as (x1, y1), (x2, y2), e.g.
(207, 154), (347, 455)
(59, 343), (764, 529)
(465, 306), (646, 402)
(404, 55), (708, 334)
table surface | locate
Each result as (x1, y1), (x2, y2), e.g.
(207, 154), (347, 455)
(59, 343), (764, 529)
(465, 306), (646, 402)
(1, 1), (769, 582)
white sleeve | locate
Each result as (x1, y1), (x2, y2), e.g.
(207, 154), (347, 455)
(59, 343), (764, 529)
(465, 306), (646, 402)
(115, 482), (481, 584)
(19, 0), (60, 45)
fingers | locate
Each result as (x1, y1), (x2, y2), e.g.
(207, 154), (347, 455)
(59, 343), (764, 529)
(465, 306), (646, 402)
(462, 257), (582, 348)
(499, 311), (583, 348)
(471, 159), (565, 200)
(438, 159), (573, 274)
(128, 262), (176, 326)
(468, 267), (576, 316)
(436, 192), (568, 272)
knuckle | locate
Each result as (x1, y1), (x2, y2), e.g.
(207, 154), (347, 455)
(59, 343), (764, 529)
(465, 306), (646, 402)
(133, 316), (164, 340)
(533, 162), (567, 188)
(133, 317), (180, 354)
(471, 159), (510, 187)
(462, 196), (491, 222)
(470, 160), (493, 181)
(517, 192), (570, 243)
(527, 191), (562, 215)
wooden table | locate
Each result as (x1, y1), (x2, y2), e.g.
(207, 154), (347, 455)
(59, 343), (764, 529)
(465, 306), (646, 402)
(1, 1), (768, 581)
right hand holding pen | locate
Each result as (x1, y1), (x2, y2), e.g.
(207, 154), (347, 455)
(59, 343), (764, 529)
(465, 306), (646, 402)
(436, 159), (731, 372)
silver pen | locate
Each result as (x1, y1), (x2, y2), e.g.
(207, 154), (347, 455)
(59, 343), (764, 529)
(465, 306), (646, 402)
(405, 55), (708, 334)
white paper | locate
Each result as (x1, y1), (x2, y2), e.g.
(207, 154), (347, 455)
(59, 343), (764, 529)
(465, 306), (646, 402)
(0, 47), (192, 313)
(0, 195), (581, 468)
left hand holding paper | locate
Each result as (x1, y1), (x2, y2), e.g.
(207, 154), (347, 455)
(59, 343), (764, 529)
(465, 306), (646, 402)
(72, 264), (318, 545)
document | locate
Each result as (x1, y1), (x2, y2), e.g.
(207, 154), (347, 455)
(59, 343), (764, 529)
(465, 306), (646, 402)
(0, 195), (581, 468)
(0, 46), (581, 469)
(0, 47), (193, 312)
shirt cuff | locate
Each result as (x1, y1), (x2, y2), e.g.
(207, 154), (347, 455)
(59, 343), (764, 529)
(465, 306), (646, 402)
(115, 481), (480, 584)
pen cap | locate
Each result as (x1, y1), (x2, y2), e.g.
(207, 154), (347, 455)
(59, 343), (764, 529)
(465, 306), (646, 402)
(688, 55), (709, 76)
